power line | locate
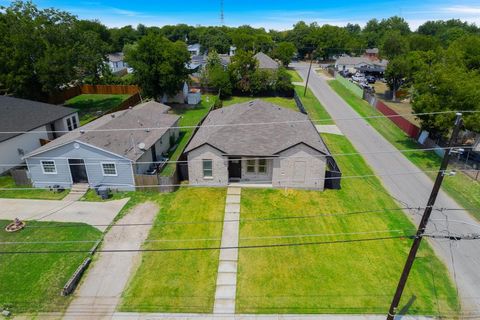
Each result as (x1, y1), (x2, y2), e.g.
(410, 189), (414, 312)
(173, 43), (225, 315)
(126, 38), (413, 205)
(5, 145), (471, 167)
(0, 234), (408, 255)
(0, 229), (415, 246)
(1, 110), (478, 136)
(1, 168), (477, 191)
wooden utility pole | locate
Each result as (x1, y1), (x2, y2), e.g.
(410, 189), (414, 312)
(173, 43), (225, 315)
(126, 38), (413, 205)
(386, 113), (463, 320)
(304, 51), (315, 96)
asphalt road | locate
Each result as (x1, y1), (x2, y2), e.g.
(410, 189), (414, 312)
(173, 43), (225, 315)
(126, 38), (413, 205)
(293, 62), (480, 314)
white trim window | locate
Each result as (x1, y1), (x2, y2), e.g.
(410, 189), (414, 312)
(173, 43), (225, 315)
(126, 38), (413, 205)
(41, 160), (57, 174)
(102, 163), (118, 176)
(246, 159), (268, 174)
(202, 159), (213, 178)
(66, 116), (78, 131)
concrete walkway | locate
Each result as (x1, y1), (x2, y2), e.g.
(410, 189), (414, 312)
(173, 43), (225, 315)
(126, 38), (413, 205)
(0, 198), (129, 231)
(315, 124), (344, 135)
(213, 187), (242, 314)
(63, 202), (158, 320)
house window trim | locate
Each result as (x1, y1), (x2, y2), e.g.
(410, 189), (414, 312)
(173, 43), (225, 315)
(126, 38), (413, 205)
(202, 159), (213, 179)
(41, 160), (57, 175)
(246, 159), (256, 173)
(257, 159), (268, 174)
(246, 159), (268, 175)
(101, 162), (118, 177)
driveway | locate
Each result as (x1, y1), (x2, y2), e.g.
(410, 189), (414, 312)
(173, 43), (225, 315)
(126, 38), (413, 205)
(0, 198), (129, 232)
(293, 62), (480, 312)
(63, 202), (158, 320)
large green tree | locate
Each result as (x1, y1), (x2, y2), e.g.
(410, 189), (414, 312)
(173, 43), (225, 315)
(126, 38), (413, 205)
(0, 1), (108, 100)
(272, 42), (296, 66)
(125, 33), (190, 99)
(228, 50), (258, 93)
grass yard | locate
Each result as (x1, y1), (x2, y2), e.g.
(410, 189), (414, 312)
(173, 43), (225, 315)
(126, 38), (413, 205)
(236, 133), (459, 315)
(223, 96), (298, 111)
(295, 85), (334, 124)
(160, 96), (214, 176)
(287, 69), (303, 83)
(0, 220), (101, 314)
(120, 187), (226, 313)
(0, 175), (68, 200)
(329, 79), (480, 222)
(65, 94), (131, 125)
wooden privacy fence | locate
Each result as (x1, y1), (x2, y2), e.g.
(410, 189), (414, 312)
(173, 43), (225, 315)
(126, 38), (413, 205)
(363, 91), (421, 139)
(11, 169), (31, 186)
(135, 171), (179, 193)
(49, 85), (140, 104)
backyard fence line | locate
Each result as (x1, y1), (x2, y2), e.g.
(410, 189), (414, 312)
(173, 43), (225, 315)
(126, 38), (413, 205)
(48, 84), (140, 105)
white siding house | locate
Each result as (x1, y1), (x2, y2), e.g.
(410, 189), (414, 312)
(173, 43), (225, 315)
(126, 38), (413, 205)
(0, 96), (78, 175)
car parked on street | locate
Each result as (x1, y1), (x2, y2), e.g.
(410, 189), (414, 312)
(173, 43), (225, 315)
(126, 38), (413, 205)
(366, 75), (376, 84)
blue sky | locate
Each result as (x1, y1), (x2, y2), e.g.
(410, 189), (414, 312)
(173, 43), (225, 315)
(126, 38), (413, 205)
(3, 0), (480, 30)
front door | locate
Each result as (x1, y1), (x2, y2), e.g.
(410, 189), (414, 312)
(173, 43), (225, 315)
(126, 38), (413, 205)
(228, 158), (242, 181)
(69, 159), (88, 183)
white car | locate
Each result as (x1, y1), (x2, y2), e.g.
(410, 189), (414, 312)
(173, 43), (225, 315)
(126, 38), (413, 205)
(352, 75), (365, 82)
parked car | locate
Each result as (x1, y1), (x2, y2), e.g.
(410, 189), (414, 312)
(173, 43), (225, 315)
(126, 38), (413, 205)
(339, 70), (351, 78)
(352, 74), (366, 82)
(366, 75), (376, 84)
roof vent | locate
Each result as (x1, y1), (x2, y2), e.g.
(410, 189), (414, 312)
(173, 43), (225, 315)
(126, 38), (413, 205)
(111, 114), (116, 118)
(138, 143), (146, 151)
(80, 130), (85, 134)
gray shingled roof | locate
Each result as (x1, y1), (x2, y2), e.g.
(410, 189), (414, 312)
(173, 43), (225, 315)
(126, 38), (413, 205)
(185, 100), (329, 156)
(107, 52), (125, 62)
(25, 101), (180, 161)
(254, 52), (279, 70)
(0, 96), (77, 143)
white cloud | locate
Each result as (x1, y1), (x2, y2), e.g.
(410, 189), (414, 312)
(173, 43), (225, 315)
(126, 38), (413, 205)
(443, 5), (480, 14)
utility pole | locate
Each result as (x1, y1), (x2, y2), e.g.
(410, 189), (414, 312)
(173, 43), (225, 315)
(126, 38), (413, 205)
(304, 50), (315, 96)
(220, 0), (225, 26)
(386, 113), (463, 320)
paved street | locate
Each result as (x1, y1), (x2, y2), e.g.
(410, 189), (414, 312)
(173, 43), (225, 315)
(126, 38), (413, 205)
(293, 62), (480, 313)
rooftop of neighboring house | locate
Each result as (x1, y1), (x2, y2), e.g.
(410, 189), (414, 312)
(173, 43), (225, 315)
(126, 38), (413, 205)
(185, 100), (330, 156)
(0, 96), (77, 143)
(188, 43), (201, 51)
(254, 52), (280, 70)
(335, 55), (388, 67)
(365, 48), (379, 54)
(25, 101), (180, 161)
(107, 52), (125, 62)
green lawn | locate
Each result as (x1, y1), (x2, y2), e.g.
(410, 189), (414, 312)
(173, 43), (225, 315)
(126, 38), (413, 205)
(223, 96), (298, 111)
(160, 96), (214, 176)
(0, 220), (101, 314)
(120, 187), (226, 313)
(329, 79), (480, 221)
(65, 94), (131, 125)
(295, 85), (334, 124)
(0, 175), (68, 200)
(287, 69), (303, 83)
(236, 133), (459, 315)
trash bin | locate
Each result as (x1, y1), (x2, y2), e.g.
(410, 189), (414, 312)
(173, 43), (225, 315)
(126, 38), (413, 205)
(97, 186), (110, 200)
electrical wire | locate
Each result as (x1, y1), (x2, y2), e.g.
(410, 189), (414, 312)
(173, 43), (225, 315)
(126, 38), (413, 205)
(0, 234), (408, 255)
(1, 110), (478, 135)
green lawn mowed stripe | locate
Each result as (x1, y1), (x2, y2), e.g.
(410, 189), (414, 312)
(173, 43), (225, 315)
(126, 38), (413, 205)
(120, 187), (226, 313)
(287, 69), (303, 83)
(65, 94), (131, 125)
(295, 85), (334, 124)
(0, 220), (101, 313)
(328, 80), (480, 222)
(236, 133), (458, 312)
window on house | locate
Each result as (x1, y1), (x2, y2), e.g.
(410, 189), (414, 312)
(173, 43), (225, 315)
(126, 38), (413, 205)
(72, 116), (78, 129)
(66, 118), (73, 131)
(258, 159), (267, 174)
(102, 163), (117, 176)
(203, 160), (213, 178)
(41, 161), (57, 174)
(247, 160), (256, 173)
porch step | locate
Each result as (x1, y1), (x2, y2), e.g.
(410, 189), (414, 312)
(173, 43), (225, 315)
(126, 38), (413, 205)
(64, 184), (89, 201)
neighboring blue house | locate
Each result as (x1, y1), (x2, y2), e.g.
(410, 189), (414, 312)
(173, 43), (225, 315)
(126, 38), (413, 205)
(24, 101), (180, 191)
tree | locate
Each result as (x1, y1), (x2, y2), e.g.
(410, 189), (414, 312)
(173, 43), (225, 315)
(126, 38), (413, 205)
(381, 30), (409, 59)
(202, 51), (232, 97)
(109, 25), (139, 52)
(198, 27), (231, 54)
(272, 42), (296, 67)
(385, 56), (409, 101)
(228, 50), (258, 94)
(125, 33), (190, 99)
(0, 1), (107, 100)
(274, 67), (294, 94)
